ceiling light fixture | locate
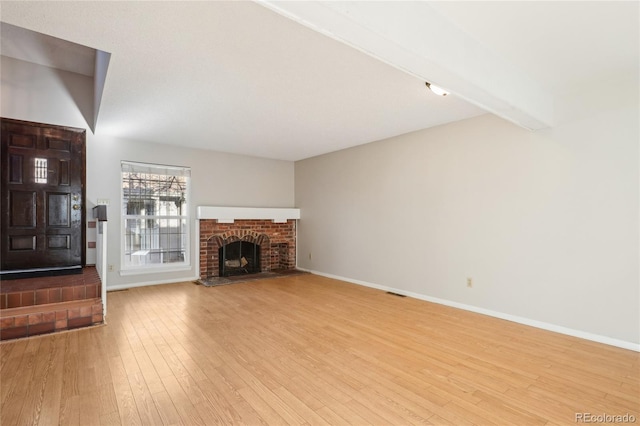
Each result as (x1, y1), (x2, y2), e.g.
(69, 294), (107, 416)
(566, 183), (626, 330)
(425, 82), (449, 96)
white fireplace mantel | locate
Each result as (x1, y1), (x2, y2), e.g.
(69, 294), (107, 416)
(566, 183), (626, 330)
(197, 206), (300, 223)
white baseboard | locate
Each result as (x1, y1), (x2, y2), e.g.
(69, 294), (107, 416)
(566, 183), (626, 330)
(298, 267), (640, 352)
(107, 275), (198, 292)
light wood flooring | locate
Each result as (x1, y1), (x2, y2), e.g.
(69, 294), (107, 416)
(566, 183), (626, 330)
(1, 274), (638, 425)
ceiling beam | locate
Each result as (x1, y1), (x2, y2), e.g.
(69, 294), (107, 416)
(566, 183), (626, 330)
(259, 1), (554, 130)
(0, 22), (110, 133)
(93, 50), (111, 134)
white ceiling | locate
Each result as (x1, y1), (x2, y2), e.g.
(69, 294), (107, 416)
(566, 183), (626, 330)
(429, 1), (639, 94)
(0, 1), (637, 161)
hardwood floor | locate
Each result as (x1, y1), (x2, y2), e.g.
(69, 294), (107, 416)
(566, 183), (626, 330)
(1, 274), (638, 425)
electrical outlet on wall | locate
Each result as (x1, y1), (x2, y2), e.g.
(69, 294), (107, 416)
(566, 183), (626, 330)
(108, 264), (114, 272)
(467, 277), (473, 288)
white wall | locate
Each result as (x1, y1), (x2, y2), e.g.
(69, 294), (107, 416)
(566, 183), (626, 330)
(295, 86), (639, 346)
(1, 56), (295, 288)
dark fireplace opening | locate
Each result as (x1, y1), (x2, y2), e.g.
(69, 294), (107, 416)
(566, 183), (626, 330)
(219, 241), (261, 277)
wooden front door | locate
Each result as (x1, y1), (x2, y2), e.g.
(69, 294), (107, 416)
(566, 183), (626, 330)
(1, 118), (86, 276)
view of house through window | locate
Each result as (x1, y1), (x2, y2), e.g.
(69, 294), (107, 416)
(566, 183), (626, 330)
(121, 161), (190, 269)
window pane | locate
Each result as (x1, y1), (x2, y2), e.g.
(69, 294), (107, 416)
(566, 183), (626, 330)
(35, 158), (47, 184)
(122, 163), (189, 269)
(122, 172), (187, 217)
(123, 218), (187, 266)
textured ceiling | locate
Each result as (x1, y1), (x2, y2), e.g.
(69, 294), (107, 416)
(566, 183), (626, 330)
(429, 1), (639, 93)
(0, 1), (637, 161)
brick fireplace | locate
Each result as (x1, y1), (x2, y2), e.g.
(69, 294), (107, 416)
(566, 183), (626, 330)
(197, 207), (300, 279)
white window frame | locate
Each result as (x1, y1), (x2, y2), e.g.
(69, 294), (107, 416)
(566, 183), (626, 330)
(120, 161), (191, 274)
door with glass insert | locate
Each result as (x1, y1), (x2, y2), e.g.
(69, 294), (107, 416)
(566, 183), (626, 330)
(1, 118), (86, 275)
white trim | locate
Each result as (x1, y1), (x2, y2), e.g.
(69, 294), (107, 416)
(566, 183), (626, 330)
(194, 218), (200, 279)
(97, 221), (108, 318)
(107, 275), (198, 291)
(121, 160), (191, 177)
(119, 265), (192, 276)
(197, 206), (300, 222)
(0, 265), (82, 274)
(297, 267), (640, 352)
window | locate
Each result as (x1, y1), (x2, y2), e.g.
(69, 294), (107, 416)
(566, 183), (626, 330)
(34, 158), (47, 183)
(121, 161), (190, 271)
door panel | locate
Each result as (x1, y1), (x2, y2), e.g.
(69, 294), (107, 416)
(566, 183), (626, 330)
(58, 160), (70, 185)
(47, 235), (70, 249)
(1, 118), (86, 275)
(9, 236), (36, 251)
(9, 155), (23, 183)
(46, 137), (70, 151)
(8, 131), (36, 149)
(47, 193), (71, 227)
(10, 191), (37, 227)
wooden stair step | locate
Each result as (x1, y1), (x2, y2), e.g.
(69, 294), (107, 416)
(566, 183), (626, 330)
(0, 298), (103, 341)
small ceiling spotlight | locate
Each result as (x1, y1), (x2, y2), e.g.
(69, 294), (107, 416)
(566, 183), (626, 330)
(425, 82), (449, 96)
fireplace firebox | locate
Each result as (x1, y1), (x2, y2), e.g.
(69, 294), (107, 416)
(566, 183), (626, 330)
(219, 241), (260, 276)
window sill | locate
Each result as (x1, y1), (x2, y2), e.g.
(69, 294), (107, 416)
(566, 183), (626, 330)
(119, 265), (192, 276)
